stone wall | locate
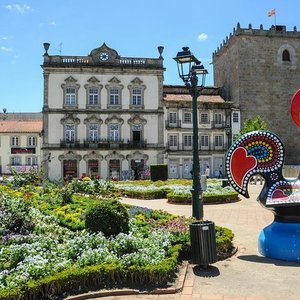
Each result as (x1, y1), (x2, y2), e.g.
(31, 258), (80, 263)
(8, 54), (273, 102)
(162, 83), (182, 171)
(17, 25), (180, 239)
(213, 23), (300, 164)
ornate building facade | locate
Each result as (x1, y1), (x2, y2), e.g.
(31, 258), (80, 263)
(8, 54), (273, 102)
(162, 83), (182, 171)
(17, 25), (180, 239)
(42, 43), (165, 181)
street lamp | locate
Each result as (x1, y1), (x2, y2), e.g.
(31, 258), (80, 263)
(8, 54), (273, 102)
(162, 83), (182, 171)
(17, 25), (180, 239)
(174, 47), (217, 268)
(174, 47), (207, 220)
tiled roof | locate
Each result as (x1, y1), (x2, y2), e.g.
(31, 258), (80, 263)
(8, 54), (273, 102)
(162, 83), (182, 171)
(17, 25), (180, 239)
(0, 120), (43, 133)
(164, 93), (225, 103)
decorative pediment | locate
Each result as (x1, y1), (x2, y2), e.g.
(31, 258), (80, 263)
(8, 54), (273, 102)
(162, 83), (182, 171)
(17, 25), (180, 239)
(105, 115), (124, 125)
(87, 76), (100, 84)
(61, 76), (80, 90)
(83, 151), (103, 161)
(131, 77), (143, 85)
(127, 114), (147, 125)
(128, 77), (146, 90)
(60, 113), (80, 125)
(89, 43), (120, 64)
(58, 150), (82, 161)
(84, 115), (103, 124)
(108, 76), (121, 84)
(105, 150), (125, 161)
(64, 76), (77, 84)
(126, 151), (149, 161)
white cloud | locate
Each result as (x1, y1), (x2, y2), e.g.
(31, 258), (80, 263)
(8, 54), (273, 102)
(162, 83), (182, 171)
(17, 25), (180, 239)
(4, 4), (33, 14)
(198, 33), (208, 41)
(1, 46), (13, 52)
(1, 35), (13, 40)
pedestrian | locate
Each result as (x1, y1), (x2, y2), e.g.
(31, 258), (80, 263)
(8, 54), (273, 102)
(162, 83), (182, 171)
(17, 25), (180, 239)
(218, 165), (223, 178)
(205, 165), (210, 178)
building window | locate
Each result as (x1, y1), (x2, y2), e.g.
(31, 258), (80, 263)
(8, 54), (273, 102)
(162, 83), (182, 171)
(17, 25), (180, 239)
(88, 123), (99, 141)
(88, 88), (99, 105)
(106, 77), (123, 108)
(215, 135), (224, 147)
(169, 112), (177, 124)
(65, 87), (76, 105)
(282, 49), (290, 61)
(183, 112), (192, 123)
(28, 136), (36, 147)
(109, 88), (120, 105)
(109, 124), (120, 141)
(11, 156), (21, 165)
(214, 113), (223, 125)
(200, 135), (209, 147)
(232, 112), (239, 123)
(169, 135), (178, 147)
(128, 77), (146, 108)
(132, 88), (142, 105)
(61, 76), (80, 108)
(183, 135), (192, 147)
(11, 136), (19, 147)
(27, 156), (37, 165)
(200, 113), (209, 124)
(65, 124), (75, 143)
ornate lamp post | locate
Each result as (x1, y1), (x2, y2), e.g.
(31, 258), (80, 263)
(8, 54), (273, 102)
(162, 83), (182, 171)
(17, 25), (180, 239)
(174, 47), (207, 220)
(174, 47), (217, 268)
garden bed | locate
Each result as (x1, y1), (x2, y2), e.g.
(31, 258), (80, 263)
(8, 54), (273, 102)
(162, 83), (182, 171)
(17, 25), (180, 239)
(0, 175), (235, 300)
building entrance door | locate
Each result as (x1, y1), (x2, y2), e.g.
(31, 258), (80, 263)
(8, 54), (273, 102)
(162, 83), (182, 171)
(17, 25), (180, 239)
(63, 160), (77, 179)
(132, 130), (141, 147)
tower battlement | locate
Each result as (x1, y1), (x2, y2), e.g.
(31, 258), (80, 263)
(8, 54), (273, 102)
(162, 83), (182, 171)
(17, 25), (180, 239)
(213, 23), (299, 57)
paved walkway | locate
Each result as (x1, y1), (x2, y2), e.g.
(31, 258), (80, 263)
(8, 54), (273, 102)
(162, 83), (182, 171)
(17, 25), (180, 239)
(84, 185), (300, 300)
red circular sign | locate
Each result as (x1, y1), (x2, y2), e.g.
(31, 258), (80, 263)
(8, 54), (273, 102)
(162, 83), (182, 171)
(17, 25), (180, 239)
(291, 89), (300, 128)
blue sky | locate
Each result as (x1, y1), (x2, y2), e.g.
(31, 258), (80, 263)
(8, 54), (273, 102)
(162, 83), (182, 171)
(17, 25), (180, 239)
(1, 0), (299, 112)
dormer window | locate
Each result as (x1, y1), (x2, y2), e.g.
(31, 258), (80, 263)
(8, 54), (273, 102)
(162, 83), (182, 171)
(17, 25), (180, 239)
(282, 49), (290, 61)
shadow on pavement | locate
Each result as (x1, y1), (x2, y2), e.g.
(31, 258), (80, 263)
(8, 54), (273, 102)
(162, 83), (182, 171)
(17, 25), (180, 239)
(192, 265), (220, 277)
(238, 254), (300, 267)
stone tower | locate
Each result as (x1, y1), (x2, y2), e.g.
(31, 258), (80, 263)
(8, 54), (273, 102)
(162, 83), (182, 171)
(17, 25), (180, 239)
(213, 23), (300, 165)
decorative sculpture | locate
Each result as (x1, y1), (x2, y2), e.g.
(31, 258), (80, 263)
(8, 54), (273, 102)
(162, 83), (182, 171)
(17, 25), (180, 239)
(225, 89), (300, 262)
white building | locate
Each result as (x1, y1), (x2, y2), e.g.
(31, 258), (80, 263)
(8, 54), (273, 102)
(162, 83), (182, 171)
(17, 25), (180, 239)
(0, 113), (42, 175)
(42, 43), (165, 181)
(163, 85), (235, 179)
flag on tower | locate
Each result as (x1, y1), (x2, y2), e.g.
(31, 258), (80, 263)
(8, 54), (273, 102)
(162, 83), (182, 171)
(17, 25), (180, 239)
(268, 8), (276, 17)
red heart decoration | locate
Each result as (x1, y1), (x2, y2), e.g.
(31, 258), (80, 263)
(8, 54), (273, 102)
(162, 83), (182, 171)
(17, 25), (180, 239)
(230, 147), (257, 189)
(291, 89), (300, 128)
(271, 189), (289, 201)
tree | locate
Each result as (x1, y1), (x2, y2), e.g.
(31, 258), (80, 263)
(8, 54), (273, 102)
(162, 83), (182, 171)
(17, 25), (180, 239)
(235, 115), (268, 140)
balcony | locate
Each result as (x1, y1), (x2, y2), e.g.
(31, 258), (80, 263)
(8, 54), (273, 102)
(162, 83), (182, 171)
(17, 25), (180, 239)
(83, 139), (147, 149)
(211, 121), (226, 129)
(166, 142), (228, 151)
(60, 139), (81, 148)
(165, 119), (182, 129)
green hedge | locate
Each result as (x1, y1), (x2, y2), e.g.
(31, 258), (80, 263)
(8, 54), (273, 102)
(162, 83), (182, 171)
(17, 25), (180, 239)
(150, 165), (168, 181)
(0, 244), (181, 300)
(166, 191), (238, 204)
(121, 189), (167, 199)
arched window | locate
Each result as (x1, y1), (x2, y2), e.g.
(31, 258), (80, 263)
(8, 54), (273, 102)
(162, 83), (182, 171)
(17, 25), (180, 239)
(282, 49), (290, 61)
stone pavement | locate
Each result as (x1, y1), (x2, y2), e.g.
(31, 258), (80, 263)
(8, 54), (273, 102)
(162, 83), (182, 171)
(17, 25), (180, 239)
(82, 184), (300, 300)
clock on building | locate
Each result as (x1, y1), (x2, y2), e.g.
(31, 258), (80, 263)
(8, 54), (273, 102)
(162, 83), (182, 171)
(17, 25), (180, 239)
(99, 51), (109, 61)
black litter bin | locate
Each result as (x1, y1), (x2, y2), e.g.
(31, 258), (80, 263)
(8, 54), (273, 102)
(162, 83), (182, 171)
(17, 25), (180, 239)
(222, 179), (229, 187)
(189, 221), (217, 267)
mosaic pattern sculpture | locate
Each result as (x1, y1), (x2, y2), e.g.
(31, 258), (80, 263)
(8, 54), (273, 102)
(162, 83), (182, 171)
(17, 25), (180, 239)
(225, 89), (300, 261)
